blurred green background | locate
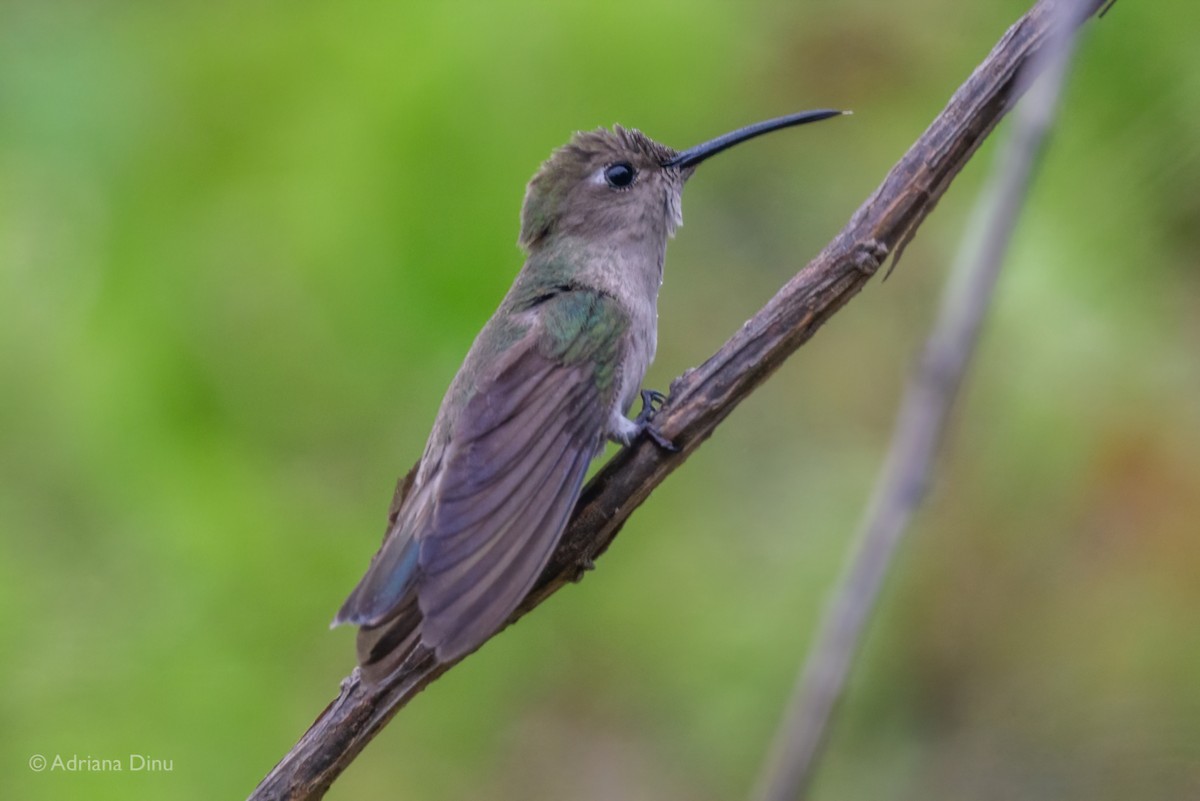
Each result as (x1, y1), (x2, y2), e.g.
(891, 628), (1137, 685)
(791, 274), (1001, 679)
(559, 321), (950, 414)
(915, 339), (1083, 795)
(2, 1), (1198, 799)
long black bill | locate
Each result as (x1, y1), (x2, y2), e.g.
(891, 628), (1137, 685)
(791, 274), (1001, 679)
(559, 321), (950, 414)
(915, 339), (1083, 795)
(663, 109), (847, 169)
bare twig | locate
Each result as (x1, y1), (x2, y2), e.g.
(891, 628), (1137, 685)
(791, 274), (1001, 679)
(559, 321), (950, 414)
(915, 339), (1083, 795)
(248, 1), (1109, 798)
(749, 3), (1093, 801)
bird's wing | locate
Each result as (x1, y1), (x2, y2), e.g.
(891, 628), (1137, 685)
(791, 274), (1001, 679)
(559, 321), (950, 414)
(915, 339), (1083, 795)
(333, 459), (428, 630)
(338, 287), (630, 665)
(417, 288), (628, 661)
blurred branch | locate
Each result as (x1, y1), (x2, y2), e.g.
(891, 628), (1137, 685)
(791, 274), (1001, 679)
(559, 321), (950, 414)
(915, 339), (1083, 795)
(249, 1), (1110, 798)
(749, 2), (1092, 800)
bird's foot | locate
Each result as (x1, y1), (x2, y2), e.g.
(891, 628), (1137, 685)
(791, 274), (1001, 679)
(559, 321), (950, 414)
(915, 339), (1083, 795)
(634, 389), (667, 425)
(635, 389), (680, 452)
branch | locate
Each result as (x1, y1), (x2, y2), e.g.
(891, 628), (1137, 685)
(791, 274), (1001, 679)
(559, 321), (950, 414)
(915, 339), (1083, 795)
(249, 1), (1109, 797)
(750, 2), (1093, 799)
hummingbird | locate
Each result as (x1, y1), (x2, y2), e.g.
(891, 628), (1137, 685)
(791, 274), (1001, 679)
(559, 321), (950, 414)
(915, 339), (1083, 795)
(334, 109), (846, 683)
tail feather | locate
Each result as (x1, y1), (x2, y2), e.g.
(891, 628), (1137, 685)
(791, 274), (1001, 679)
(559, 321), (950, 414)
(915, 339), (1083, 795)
(356, 592), (424, 685)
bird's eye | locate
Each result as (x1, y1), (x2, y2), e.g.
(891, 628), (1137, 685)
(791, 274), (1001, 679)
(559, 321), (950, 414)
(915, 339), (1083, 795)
(603, 162), (636, 189)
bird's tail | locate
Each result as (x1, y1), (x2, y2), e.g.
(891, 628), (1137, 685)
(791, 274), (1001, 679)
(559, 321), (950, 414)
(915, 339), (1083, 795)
(354, 592), (426, 685)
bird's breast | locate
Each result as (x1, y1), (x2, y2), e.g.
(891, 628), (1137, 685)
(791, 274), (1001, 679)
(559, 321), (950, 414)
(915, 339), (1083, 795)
(615, 302), (658, 415)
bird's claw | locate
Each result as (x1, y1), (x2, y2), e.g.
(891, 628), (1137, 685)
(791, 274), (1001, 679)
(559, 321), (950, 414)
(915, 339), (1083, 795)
(635, 388), (680, 452)
(643, 424), (680, 452)
(635, 389), (667, 425)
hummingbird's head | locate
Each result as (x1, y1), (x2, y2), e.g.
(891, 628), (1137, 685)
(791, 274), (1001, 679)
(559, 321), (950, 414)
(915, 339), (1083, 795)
(517, 110), (847, 254)
(518, 126), (685, 253)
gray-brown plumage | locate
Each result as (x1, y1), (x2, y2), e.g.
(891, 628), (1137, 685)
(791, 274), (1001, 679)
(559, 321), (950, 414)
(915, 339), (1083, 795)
(334, 111), (845, 684)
